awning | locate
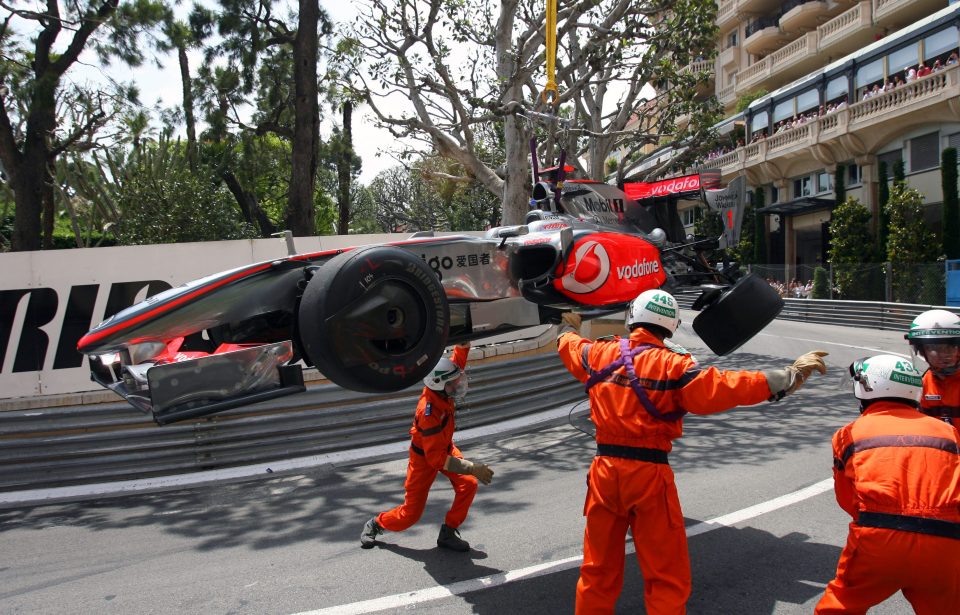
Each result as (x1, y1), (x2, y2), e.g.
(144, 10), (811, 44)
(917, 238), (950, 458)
(756, 197), (834, 215)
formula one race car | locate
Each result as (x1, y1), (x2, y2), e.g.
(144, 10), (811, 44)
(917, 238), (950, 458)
(77, 175), (783, 424)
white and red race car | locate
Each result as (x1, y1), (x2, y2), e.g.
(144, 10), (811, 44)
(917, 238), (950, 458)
(78, 176), (782, 424)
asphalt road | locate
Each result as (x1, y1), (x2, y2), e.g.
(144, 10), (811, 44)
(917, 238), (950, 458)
(0, 315), (919, 614)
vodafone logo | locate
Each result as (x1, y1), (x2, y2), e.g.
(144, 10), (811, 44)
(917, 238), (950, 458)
(616, 259), (660, 280)
(561, 241), (610, 294)
(649, 175), (700, 197)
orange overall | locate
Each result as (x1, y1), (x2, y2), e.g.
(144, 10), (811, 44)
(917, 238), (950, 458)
(815, 401), (960, 614)
(376, 345), (478, 532)
(921, 369), (960, 430)
(558, 329), (772, 615)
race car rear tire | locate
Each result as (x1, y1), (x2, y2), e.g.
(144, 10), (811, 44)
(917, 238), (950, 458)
(298, 245), (450, 392)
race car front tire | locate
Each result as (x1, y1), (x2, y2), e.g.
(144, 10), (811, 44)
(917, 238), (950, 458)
(297, 245), (450, 393)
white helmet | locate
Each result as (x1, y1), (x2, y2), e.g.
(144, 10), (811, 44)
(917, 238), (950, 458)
(626, 289), (680, 337)
(849, 354), (923, 407)
(905, 309), (960, 376)
(423, 357), (463, 393)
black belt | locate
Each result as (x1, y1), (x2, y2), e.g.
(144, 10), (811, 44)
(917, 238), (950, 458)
(410, 442), (452, 457)
(857, 511), (960, 540)
(596, 443), (669, 465)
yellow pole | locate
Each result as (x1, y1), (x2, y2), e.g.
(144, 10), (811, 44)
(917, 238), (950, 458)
(541, 0), (559, 108)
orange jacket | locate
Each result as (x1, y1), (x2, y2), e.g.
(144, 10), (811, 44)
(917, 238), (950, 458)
(831, 401), (960, 522)
(921, 369), (960, 430)
(408, 345), (470, 470)
(557, 329), (771, 451)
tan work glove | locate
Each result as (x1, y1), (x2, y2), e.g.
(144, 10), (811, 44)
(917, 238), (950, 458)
(469, 462), (494, 485)
(444, 456), (494, 484)
(764, 350), (828, 401)
(558, 312), (582, 336)
(790, 350), (828, 391)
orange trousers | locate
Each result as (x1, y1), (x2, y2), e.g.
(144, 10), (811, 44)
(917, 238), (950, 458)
(576, 457), (690, 615)
(377, 444), (478, 531)
(816, 525), (960, 614)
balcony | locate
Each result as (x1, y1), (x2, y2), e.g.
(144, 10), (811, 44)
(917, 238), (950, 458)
(717, 0), (738, 29)
(874, 0), (947, 31)
(767, 32), (821, 84)
(744, 18), (785, 55)
(719, 44), (740, 70)
(700, 65), (960, 180)
(818, 1), (875, 58)
(779, 0), (831, 35)
(719, 80), (738, 108)
(737, 0), (783, 13)
(681, 59), (716, 96)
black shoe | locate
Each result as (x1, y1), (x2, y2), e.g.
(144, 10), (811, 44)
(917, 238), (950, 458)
(360, 516), (384, 549)
(437, 523), (470, 552)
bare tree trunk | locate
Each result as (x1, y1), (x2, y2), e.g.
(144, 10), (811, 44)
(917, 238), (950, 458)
(502, 114), (530, 225)
(222, 170), (276, 237)
(337, 101), (353, 235)
(287, 0), (320, 236)
(178, 45), (197, 168)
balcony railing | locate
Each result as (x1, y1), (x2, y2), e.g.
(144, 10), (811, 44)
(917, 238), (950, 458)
(818, 1), (872, 51)
(717, 0), (737, 28)
(699, 65), (960, 175)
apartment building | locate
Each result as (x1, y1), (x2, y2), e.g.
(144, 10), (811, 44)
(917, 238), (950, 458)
(645, 0), (960, 281)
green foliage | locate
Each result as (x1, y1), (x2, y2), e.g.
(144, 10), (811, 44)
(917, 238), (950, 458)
(893, 159), (906, 185)
(878, 161), (890, 256)
(735, 90), (768, 114)
(107, 139), (257, 245)
(834, 164), (846, 206)
(828, 197), (880, 299)
(942, 147), (959, 259)
(885, 183), (941, 303)
(812, 266), (829, 299)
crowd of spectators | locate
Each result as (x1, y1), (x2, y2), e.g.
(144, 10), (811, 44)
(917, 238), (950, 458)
(766, 277), (814, 299)
(860, 53), (958, 101)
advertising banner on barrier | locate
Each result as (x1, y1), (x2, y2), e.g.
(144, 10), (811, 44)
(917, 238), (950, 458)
(0, 234), (400, 400)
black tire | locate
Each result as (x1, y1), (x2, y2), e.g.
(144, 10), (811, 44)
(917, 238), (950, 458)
(692, 273), (784, 355)
(298, 245), (450, 392)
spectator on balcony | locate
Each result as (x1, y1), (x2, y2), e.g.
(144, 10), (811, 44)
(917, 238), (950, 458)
(883, 80), (894, 92)
(894, 75), (905, 88)
(837, 96), (848, 109)
(906, 67), (917, 82)
(947, 51), (959, 66)
(933, 59), (944, 72)
(917, 62), (932, 78)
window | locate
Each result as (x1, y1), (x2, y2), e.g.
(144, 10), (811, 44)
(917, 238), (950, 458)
(751, 111), (769, 133)
(771, 185), (780, 203)
(826, 76), (847, 103)
(888, 43), (919, 76)
(845, 164), (862, 186)
(855, 58), (883, 90)
(727, 31), (738, 49)
(924, 27), (958, 61)
(681, 208), (696, 227)
(817, 170), (832, 194)
(797, 89), (819, 114)
(948, 132), (960, 152)
(877, 149), (903, 175)
(909, 132), (940, 172)
(793, 176), (812, 198)
(773, 100), (794, 124)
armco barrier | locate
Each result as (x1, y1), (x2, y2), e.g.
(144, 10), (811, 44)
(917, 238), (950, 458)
(0, 341), (583, 493)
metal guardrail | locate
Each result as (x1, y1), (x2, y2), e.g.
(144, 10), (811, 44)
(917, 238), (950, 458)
(0, 352), (582, 493)
(675, 289), (957, 332)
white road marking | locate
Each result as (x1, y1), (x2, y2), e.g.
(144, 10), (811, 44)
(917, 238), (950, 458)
(295, 478), (834, 615)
